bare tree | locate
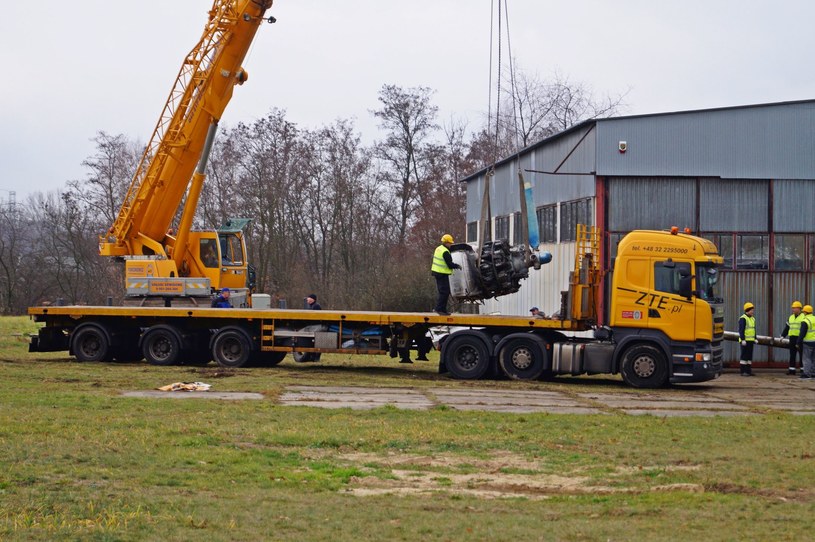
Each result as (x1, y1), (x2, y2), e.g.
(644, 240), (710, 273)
(493, 66), (629, 155)
(67, 132), (141, 231)
(372, 84), (440, 246)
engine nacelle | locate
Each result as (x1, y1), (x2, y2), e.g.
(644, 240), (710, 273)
(449, 241), (551, 302)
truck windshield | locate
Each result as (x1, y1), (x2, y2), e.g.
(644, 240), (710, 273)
(696, 264), (722, 303)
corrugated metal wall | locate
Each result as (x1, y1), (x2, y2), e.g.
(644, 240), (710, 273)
(700, 179), (769, 231)
(596, 102), (815, 179)
(607, 178), (695, 231)
(774, 180), (815, 231)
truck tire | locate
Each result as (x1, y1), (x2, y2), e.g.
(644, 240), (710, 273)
(443, 334), (490, 380)
(499, 335), (547, 380)
(141, 325), (183, 366)
(620, 344), (668, 388)
(212, 328), (252, 368)
(71, 324), (111, 362)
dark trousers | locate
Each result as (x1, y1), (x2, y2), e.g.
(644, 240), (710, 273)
(433, 273), (451, 312)
(739, 341), (754, 375)
(788, 336), (801, 370)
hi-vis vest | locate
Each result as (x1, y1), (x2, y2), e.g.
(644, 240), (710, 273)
(804, 314), (815, 342)
(788, 313), (805, 337)
(431, 245), (452, 274)
(740, 314), (756, 342)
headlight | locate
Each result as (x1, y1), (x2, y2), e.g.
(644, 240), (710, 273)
(695, 352), (711, 362)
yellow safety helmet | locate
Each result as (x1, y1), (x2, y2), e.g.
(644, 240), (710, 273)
(441, 234), (454, 244)
(804, 305), (813, 314)
(792, 301), (803, 309)
(743, 302), (754, 311)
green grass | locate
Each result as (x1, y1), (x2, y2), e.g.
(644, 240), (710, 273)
(2, 316), (815, 541)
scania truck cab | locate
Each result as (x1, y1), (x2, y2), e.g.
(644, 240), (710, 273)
(608, 228), (724, 386)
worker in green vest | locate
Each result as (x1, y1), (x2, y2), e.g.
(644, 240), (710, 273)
(780, 300), (805, 375)
(431, 234), (461, 315)
(738, 302), (756, 376)
(799, 305), (815, 380)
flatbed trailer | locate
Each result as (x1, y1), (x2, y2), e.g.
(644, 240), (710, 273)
(27, 304), (586, 371)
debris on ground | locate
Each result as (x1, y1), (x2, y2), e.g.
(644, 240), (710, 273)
(157, 382), (212, 392)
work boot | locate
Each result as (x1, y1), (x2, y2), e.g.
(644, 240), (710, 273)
(415, 354), (430, 361)
(399, 358), (413, 364)
(788, 369), (797, 376)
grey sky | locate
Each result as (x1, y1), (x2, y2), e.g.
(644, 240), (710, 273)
(1, 0), (813, 201)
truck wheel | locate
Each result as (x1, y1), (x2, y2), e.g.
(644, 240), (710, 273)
(620, 344), (668, 388)
(71, 324), (111, 362)
(499, 336), (547, 380)
(251, 351), (287, 367)
(142, 326), (183, 366)
(212, 328), (252, 368)
(443, 334), (490, 380)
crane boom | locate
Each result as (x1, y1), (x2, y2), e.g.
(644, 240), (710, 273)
(99, 0), (273, 264)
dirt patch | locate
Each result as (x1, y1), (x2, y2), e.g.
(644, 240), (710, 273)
(336, 450), (708, 500)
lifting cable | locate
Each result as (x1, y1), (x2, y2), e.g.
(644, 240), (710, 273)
(478, 0), (522, 281)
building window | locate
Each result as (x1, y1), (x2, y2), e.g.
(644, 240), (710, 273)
(495, 215), (510, 240)
(537, 205), (557, 243)
(736, 234), (769, 270)
(466, 221), (478, 244)
(560, 198), (593, 242)
(513, 213), (524, 245)
(707, 233), (734, 270)
(774, 234), (805, 271)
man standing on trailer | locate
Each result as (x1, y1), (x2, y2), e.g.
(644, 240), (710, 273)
(431, 234), (461, 315)
(738, 302), (756, 376)
(780, 300), (805, 375)
(306, 293), (321, 310)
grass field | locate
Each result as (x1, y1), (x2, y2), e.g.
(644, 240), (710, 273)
(2, 316), (814, 541)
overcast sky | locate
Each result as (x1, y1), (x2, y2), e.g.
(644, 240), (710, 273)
(1, 0), (814, 202)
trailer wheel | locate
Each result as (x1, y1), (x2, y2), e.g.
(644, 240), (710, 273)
(71, 324), (111, 362)
(142, 326), (183, 366)
(499, 336), (547, 380)
(251, 351), (287, 367)
(293, 352), (321, 363)
(443, 334), (490, 380)
(212, 328), (252, 368)
(620, 344), (668, 388)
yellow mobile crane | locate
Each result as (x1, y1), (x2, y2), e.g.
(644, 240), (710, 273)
(98, 0), (275, 305)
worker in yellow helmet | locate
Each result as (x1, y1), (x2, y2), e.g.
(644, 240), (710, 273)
(780, 301), (805, 375)
(799, 305), (815, 380)
(738, 302), (756, 376)
(431, 234), (461, 315)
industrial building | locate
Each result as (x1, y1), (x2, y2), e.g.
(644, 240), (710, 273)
(462, 99), (815, 365)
